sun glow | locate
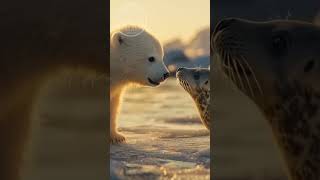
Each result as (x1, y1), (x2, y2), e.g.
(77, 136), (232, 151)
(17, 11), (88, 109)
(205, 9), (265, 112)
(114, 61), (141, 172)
(110, 0), (210, 43)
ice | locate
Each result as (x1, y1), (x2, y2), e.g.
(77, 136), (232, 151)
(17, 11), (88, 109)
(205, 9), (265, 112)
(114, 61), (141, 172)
(111, 79), (210, 179)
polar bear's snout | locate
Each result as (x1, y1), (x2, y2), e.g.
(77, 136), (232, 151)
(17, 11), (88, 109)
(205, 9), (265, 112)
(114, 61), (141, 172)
(147, 63), (170, 86)
(163, 72), (170, 80)
(159, 64), (170, 82)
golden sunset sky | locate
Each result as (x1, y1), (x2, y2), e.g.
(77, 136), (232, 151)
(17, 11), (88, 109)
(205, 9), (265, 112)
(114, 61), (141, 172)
(110, 0), (210, 43)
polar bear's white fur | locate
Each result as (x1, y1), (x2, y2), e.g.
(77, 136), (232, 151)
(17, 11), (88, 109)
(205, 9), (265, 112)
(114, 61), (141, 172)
(110, 26), (169, 143)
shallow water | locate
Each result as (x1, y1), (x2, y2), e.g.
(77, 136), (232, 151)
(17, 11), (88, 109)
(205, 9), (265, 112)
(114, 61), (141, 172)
(111, 78), (210, 179)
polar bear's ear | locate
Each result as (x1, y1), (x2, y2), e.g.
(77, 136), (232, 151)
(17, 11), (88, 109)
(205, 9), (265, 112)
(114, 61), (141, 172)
(111, 32), (126, 46)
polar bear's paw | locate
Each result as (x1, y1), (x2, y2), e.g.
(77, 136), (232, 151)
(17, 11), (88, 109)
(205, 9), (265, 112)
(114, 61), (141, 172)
(110, 132), (126, 144)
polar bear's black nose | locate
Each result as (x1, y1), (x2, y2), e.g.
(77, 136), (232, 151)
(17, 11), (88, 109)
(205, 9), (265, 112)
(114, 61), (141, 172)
(163, 72), (170, 80)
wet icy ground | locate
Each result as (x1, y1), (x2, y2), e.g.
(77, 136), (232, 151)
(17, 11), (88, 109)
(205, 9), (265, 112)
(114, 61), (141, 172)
(110, 78), (210, 179)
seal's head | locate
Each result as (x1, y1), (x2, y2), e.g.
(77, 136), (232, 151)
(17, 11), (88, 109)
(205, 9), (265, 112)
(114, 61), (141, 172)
(176, 67), (210, 98)
(176, 67), (210, 130)
(111, 26), (169, 87)
(213, 18), (320, 179)
(213, 18), (320, 108)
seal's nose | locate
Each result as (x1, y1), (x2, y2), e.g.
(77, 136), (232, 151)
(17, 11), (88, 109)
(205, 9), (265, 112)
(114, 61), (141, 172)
(214, 18), (237, 35)
(177, 67), (185, 73)
(163, 72), (170, 80)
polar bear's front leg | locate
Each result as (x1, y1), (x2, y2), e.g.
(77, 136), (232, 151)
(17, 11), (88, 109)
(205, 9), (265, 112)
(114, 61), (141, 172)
(110, 91), (126, 143)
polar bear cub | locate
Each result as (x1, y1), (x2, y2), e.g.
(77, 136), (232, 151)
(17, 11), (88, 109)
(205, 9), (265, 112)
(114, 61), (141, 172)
(110, 26), (169, 143)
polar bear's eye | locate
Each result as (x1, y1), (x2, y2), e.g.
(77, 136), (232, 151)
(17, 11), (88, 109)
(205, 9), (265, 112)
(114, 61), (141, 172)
(148, 57), (155, 62)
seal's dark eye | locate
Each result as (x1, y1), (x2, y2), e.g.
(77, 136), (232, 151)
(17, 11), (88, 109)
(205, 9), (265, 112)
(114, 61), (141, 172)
(148, 57), (155, 62)
(272, 33), (288, 56)
(204, 80), (209, 85)
(194, 72), (200, 80)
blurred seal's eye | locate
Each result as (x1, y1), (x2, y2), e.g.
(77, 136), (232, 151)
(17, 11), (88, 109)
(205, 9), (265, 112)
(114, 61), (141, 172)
(194, 72), (200, 80)
(271, 32), (289, 56)
(148, 57), (155, 62)
(204, 80), (209, 85)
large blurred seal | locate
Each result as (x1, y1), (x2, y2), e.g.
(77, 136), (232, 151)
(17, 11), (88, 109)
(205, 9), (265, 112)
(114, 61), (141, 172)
(213, 18), (320, 180)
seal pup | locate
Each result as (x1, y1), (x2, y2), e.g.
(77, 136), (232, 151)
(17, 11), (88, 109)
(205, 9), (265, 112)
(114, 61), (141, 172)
(176, 67), (210, 130)
(213, 18), (320, 180)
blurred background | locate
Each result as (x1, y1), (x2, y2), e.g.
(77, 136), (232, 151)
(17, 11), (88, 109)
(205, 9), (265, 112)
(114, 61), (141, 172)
(111, 0), (210, 179)
(21, 74), (108, 180)
(211, 0), (320, 179)
(111, 0), (210, 74)
(211, 0), (320, 33)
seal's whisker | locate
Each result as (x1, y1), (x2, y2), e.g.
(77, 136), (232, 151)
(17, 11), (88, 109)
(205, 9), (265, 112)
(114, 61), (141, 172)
(232, 57), (246, 93)
(223, 51), (233, 87)
(228, 54), (238, 88)
(226, 54), (234, 84)
(220, 39), (246, 48)
(223, 50), (229, 75)
(223, 50), (228, 67)
(227, 53), (234, 84)
(218, 51), (235, 90)
(237, 56), (255, 97)
(240, 55), (264, 95)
